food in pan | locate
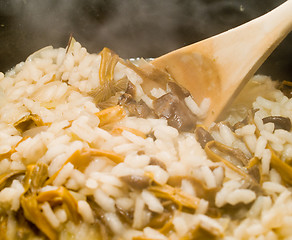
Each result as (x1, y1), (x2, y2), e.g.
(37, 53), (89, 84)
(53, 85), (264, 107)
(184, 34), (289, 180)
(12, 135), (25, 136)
(0, 38), (292, 240)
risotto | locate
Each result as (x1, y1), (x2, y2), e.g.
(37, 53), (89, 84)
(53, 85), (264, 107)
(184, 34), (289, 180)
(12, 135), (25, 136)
(0, 38), (292, 240)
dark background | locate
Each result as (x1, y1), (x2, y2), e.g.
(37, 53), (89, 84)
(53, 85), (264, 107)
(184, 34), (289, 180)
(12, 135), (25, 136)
(0, 0), (291, 81)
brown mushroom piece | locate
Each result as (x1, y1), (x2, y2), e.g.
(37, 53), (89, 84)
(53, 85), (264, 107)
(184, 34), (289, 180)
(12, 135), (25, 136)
(232, 117), (249, 131)
(149, 157), (167, 171)
(232, 109), (258, 131)
(127, 99), (156, 118)
(262, 116), (291, 131)
(153, 93), (197, 132)
(118, 93), (156, 118)
(116, 206), (134, 225)
(195, 127), (214, 149)
(87, 197), (114, 240)
(118, 93), (133, 105)
(166, 81), (190, 99)
(120, 175), (151, 190)
(278, 80), (292, 98)
(167, 175), (219, 206)
(125, 81), (137, 97)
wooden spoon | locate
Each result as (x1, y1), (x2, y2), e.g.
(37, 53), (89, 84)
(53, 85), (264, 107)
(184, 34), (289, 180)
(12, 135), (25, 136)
(151, 0), (292, 126)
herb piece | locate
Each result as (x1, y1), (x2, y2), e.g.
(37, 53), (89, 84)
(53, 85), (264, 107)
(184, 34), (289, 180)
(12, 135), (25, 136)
(205, 141), (262, 192)
(22, 163), (48, 195)
(21, 196), (58, 240)
(111, 126), (147, 139)
(95, 105), (127, 127)
(0, 170), (25, 190)
(36, 186), (79, 223)
(148, 184), (200, 211)
(268, 145), (292, 185)
(89, 48), (128, 106)
(46, 148), (124, 185)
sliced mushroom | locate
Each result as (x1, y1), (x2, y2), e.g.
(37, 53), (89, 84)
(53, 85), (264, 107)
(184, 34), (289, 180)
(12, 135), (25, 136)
(116, 205), (134, 225)
(87, 197), (114, 240)
(232, 109), (258, 131)
(125, 99), (156, 118)
(232, 117), (249, 131)
(149, 157), (167, 171)
(262, 116), (291, 131)
(166, 81), (190, 99)
(167, 175), (219, 205)
(125, 81), (136, 98)
(153, 93), (197, 131)
(120, 175), (151, 190)
(118, 93), (133, 105)
(278, 80), (292, 98)
(195, 127), (214, 149)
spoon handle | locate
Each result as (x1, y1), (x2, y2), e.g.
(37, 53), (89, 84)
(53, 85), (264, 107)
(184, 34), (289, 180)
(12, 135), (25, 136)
(211, 0), (292, 94)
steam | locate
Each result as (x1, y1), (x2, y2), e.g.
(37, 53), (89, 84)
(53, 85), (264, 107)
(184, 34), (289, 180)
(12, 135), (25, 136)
(1, 0), (291, 81)
(15, 0), (184, 58)
(5, 0), (262, 58)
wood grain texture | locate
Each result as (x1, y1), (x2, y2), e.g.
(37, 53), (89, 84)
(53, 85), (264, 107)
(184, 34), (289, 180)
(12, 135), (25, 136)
(152, 0), (292, 126)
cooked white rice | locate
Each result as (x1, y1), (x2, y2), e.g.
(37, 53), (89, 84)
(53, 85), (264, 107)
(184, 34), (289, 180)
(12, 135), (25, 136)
(0, 40), (292, 240)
